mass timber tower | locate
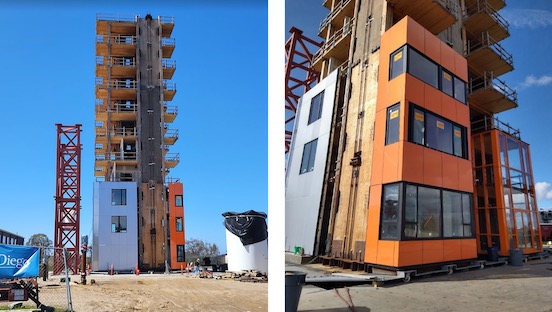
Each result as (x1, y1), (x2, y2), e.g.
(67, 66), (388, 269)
(286, 0), (543, 271)
(93, 14), (184, 272)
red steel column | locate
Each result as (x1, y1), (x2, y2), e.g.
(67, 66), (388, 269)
(54, 124), (82, 274)
(285, 27), (323, 154)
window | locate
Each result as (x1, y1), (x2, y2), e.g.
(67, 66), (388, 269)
(175, 195), (183, 207)
(176, 217), (183, 232)
(453, 76), (466, 103)
(408, 48), (439, 89)
(390, 46), (406, 80)
(381, 184), (400, 240)
(300, 139), (318, 174)
(308, 91), (324, 124)
(112, 189), (127, 205)
(177, 245), (185, 262)
(385, 104), (400, 145)
(383, 182), (473, 240)
(409, 104), (467, 158)
(441, 70), (454, 97)
(111, 216), (127, 233)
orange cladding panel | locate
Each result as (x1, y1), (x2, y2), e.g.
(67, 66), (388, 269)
(454, 52), (468, 82)
(457, 160), (474, 192)
(442, 154), (459, 190)
(398, 241), (423, 267)
(422, 240), (444, 264)
(384, 75), (406, 111)
(440, 94), (457, 122)
(382, 142), (401, 184)
(405, 75), (425, 108)
(405, 17), (425, 52)
(443, 240), (463, 262)
(376, 240), (398, 267)
(461, 239), (477, 259)
(440, 41), (455, 73)
(402, 143), (424, 184)
(424, 31), (441, 64)
(365, 185), (382, 264)
(424, 84), (442, 116)
(456, 103), (470, 128)
(423, 150), (443, 187)
(168, 182), (185, 269)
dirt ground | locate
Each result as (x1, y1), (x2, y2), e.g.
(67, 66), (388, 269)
(3, 273), (267, 312)
(289, 257), (552, 312)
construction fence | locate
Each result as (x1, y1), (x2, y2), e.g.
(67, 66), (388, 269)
(0, 247), (74, 311)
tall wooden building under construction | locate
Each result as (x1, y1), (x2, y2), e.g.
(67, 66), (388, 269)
(286, 0), (543, 270)
(92, 13), (185, 271)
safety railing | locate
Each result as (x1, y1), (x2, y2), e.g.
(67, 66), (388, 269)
(96, 13), (138, 22)
(165, 153), (180, 162)
(313, 17), (354, 64)
(162, 59), (176, 68)
(95, 151), (138, 161)
(319, 0), (353, 33)
(164, 128), (179, 140)
(464, 0), (509, 31)
(471, 115), (520, 139)
(469, 71), (517, 104)
(466, 32), (513, 67)
(163, 81), (176, 91)
(96, 34), (137, 45)
(158, 16), (175, 25)
(95, 103), (137, 114)
(164, 104), (178, 115)
(96, 78), (138, 90)
(161, 37), (176, 47)
(96, 56), (136, 67)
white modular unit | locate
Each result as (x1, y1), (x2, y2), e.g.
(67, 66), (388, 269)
(225, 230), (268, 274)
(285, 70), (338, 256)
(92, 181), (138, 271)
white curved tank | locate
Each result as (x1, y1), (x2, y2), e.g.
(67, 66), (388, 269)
(225, 229), (268, 275)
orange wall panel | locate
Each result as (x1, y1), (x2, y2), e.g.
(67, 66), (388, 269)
(405, 75), (425, 108)
(454, 53), (468, 82)
(402, 143), (424, 184)
(442, 240), (463, 262)
(424, 31), (441, 64)
(382, 143), (401, 184)
(423, 150), (443, 187)
(398, 241), (424, 267)
(456, 103), (470, 129)
(405, 17), (424, 52)
(422, 240), (444, 264)
(457, 160), (474, 193)
(365, 185), (382, 263)
(442, 154), (459, 190)
(439, 41), (455, 73)
(424, 84), (442, 116)
(376, 240), (398, 267)
(440, 94), (457, 122)
(461, 239), (478, 259)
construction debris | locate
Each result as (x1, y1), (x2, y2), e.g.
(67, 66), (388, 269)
(214, 270), (268, 283)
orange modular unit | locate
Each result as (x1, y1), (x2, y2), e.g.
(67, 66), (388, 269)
(472, 126), (543, 256)
(365, 17), (476, 268)
(168, 181), (185, 269)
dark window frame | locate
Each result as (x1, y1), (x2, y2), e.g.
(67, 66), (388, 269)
(111, 216), (128, 233)
(308, 90), (325, 125)
(112, 189), (127, 206)
(389, 45), (407, 80)
(385, 103), (401, 145)
(175, 195), (183, 207)
(299, 139), (318, 174)
(176, 217), (183, 232)
(380, 182), (474, 241)
(408, 103), (467, 159)
(380, 183), (401, 240)
(176, 245), (185, 262)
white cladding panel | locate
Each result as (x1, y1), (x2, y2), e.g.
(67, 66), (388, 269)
(92, 181), (138, 271)
(285, 70), (338, 256)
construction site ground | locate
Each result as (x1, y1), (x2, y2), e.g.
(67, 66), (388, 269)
(3, 272), (267, 312)
(287, 255), (552, 312)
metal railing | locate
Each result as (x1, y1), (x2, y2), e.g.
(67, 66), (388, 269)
(164, 104), (178, 115)
(313, 17), (354, 64)
(469, 71), (517, 104)
(95, 151), (138, 161)
(96, 56), (136, 67)
(96, 34), (137, 45)
(162, 59), (176, 68)
(96, 13), (138, 22)
(163, 81), (176, 91)
(164, 128), (179, 140)
(464, 0), (509, 31)
(165, 153), (180, 162)
(159, 16), (175, 25)
(466, 32), (513, 67)
(95, 103), (137, 114)
(161, 37), (176, 47)
(95, 127), (137, 137)
(471, 115), (520, 139)
(96, 78), (138, 90)
(319, 0), (353, 33)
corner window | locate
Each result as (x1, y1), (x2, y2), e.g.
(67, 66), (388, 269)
(385, 104), (400, 145)
(381, 184), (400, 240)
(300, 139), (318, 174)
(112, 189), (127, 205)
(111, 216), (127, 233)
(176, 217), (183, 232)
(441, 70), (454, 97)
(453, 76), (466, 103)
(177, 245), (185, 262)
(308, 91), (324, 124)
(175, 195), (183, 207)
(390, 46), (406, 80)
(408, 48), (439, 89)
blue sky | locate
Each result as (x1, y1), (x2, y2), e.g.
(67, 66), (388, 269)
(285, 0), (552, 210)
(0, 0), (267, 254)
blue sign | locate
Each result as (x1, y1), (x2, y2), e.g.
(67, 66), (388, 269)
(0, 245), (40, 278)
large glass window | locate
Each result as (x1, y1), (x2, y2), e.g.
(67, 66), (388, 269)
(404, 185), (418, 238)
(441, 70), (454, 97)
(507, 138), (522, 170)
(385, 104), (400, 145)
(176, 217), (183, 232)
(112, 189), (127, 206)
(175, 195), (183, 207)
(111, 216), (127, 233)
(381, 184), (400, 240)
(410, 104), (466, 158)
(453, 76), (466, 103)
(308, 91), (324, 124)
(443, 191), (462, 237)
(177, 245), (185, 262)
(418, 186), (441, 238)
(390, 46), (406, 80)
(408, 48), (439, 89)
(300, 139), (318, 174)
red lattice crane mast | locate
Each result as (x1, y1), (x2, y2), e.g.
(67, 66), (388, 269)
(285, 27), (323, 154)
(54, 124), (82, 274)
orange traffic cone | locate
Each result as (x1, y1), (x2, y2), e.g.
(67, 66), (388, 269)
(135, 263), (140, 275)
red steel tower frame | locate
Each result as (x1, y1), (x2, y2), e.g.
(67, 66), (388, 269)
(54, 124), (82, 274)
(285, 27), (323, 154)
